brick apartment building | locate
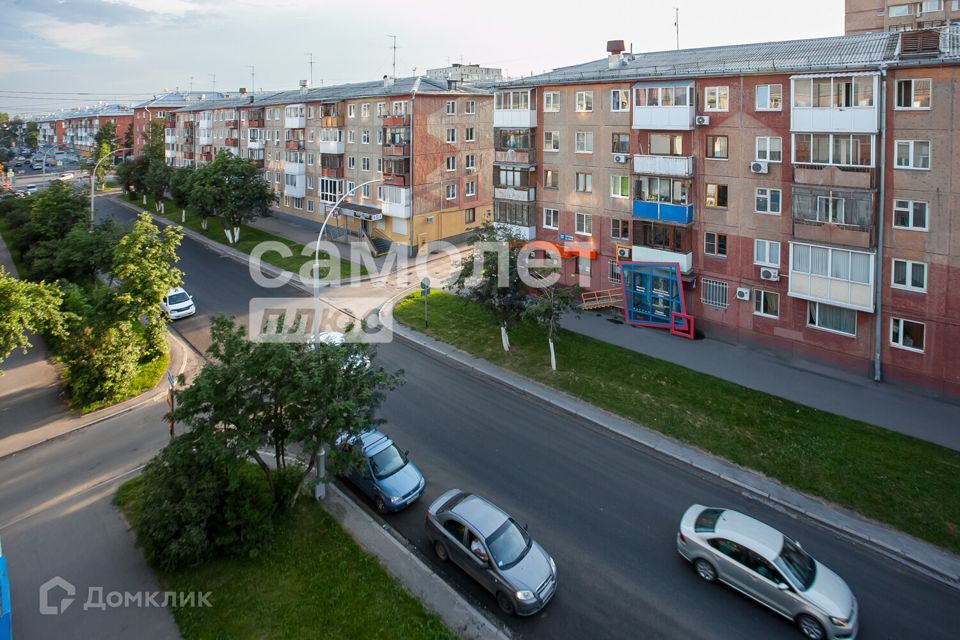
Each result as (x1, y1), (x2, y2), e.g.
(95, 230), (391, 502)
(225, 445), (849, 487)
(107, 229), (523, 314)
(34, 104), (133, 157)
(168, 76), (493, 256)
(492, 30), (960, 394)
(132, 91), (223, 159)
(846, 0), (960, 33)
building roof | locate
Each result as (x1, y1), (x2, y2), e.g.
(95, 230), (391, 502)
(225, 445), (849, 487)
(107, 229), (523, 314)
(134, 91), (226, 109)
(497, 28), (960, 88)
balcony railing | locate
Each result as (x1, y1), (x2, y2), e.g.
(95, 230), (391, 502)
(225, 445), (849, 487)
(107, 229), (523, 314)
(793, 165), (875, 190)
(495, 148), (536, 165)
(318, 140), (344, 154)
(383, 144), (410, 156)
(383, 174), (410, 186)
(249, 158), (264, 168)
(383, 114), (410, 127)
(285, 140), (304, 150)
(632, 200), (694, 225)
(225, 138), (239, 147)
(630, 246), (694, 273)
(224, 120), (238, 128)
(494, 186), (536, 202)
(199, 152), (213, 162)
(321, 166), (344, 178)
(321, 115), (344, 127)
(632, 105), (695, 131)
(183, 152), (195, 160)
(493, 109), (536, 128)
(633, 155), (693, 178)
(247, 118), (264, 128)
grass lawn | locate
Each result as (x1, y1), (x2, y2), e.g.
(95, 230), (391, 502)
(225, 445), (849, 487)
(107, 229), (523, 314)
(125, 193), (364, 279)
(115, 477), (455, 640)
(394, 291), (960, 555)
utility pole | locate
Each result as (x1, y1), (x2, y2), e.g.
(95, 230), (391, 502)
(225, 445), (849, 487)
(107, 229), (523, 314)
(305, 53), (314, 87)
(387, 35), (398, 78)
(674, 7), (680, 50)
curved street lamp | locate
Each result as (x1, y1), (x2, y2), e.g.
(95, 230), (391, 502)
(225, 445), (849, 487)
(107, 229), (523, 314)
(312, 177), (384, 290)
(90, 147), (131, 225)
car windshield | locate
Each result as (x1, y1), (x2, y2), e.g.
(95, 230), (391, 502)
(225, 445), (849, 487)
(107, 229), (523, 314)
(369, 444), (406, 480)
(168, 292), (190, 305)
(778, 537), (816, 591)
(695, 508), (724, 533)
(486, 518), (531, 570)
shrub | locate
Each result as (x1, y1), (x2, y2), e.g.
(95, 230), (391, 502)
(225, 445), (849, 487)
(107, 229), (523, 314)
(61, 320), (141, 409)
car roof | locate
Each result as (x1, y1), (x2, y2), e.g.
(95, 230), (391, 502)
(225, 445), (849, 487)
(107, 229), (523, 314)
(355, 428), (391, 456)
(450, 494), (510, 538)
(315, 331), (345, 345)
(712, 509), (785, 561)
(167, 286), (188, 296)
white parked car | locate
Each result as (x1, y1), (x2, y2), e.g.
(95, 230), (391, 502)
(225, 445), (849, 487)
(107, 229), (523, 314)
(58, 172), (74, 181)
(160, 287), (196, 320)
(23, 184), (38, 194)
(307, 331), (371, 368)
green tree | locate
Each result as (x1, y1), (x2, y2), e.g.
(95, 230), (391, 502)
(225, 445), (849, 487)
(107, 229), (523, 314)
(61, 320), (142, 408)
(122, 120), (134, 152)
(110, 212), (183, 358)
(172, 316), (402, 509)
(144, 157), (171, 204)
(170, 166), (195, 222)
(455, 222), (528, 351)
(0, 267), (64, 372)
(522, 275), (581, 371)
(92, 141), (113, 188)
(94, 120), (117, 152)
(188, 151), (271, 242)
(143, 120), (165, 163)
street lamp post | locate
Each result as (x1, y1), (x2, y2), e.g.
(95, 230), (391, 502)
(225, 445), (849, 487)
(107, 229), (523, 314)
(90, 147), (131, 225)
(312, 177), (384, 289)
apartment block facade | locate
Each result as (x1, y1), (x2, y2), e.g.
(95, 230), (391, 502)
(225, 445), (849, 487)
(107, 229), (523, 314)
(493, 32), (960, 394)
(132, 91), (223, 159)
(846, 0), (960, 33)
(167, 77), (493, 256)
(34, 104), (133, 157)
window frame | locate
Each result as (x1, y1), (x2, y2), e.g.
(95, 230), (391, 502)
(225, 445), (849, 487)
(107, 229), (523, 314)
(575, 211), (592, 236)
(543, 207), (559, 230)
(753, 290), (780, 319)
(704, 231), (728, 257)
(575, 172), (593, 193)
(891, 258), (928, 293)
(890, 318), (926, 353)
(575, 90), (594, 112)
(543, 91), (560, 112)
(701, 278), (729, 308)
(705, 135), (728, 160)
(894, 140), (932, 170)
(610, 175), (630, 199)
(704, 86), (730, 112)
(610, 89), (630, 112)
(807, 301), (858, 337)
(892, 199), (929, 231)
(705, 183), (729, 208)
(755, 187), (782, 215)
(446, 100), (457, 115)
(895, 78), (932, 110)
(754, 239), (781, 267)
(544, 130), (560, 152)
(755, 136), (783, 163)
(575, 131), (594, 154)
(445, 183), (457, 200)
(755, 84), (783, 111)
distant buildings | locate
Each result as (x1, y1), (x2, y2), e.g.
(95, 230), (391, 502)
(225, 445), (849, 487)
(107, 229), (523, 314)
(35, 104), (133, 157)
(846, 0), (960, 33)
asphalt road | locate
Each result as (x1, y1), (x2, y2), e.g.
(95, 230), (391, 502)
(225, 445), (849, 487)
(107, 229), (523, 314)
(34, 197), (960, 639)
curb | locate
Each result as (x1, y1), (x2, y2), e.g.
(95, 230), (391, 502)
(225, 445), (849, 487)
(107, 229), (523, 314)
(378, 295), (960, 590)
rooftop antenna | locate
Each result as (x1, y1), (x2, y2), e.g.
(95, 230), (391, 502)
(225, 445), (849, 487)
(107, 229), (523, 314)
(305, 53), (314, 87)
(388, 34), (398, 78)
(189, 75), (194, 92)
(209, 73), (216, 92)
(248, 65), (255, 94)
(674, 7), (680, 50)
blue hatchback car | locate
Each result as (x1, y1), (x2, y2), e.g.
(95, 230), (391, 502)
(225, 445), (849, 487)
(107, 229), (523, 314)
(338, 429), (425, 514)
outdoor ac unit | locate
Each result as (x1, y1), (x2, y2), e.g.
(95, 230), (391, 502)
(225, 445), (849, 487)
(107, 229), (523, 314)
(425, 216), (435, 224)
(735, 287), (751, 301)
(695, 115), (710, 126)
(750, 161), (769, 174)
(616, 246), (632, 261)
(760, 267), (780, 281)
(613, 154), (629, 164)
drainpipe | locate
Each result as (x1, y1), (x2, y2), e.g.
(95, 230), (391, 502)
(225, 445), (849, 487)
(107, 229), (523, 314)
(872, 64), (888, 383)
(408, 95), (416, 256)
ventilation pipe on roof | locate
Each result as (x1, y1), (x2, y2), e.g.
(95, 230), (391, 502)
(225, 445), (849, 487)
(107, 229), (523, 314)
(299, 80), (309, 96)
(383, 74), (395, 89)
(239, 87), (247, 95)
(607, 39), (626, 68)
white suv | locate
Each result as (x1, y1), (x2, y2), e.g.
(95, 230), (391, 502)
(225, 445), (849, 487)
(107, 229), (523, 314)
(160, 287), (196, 320)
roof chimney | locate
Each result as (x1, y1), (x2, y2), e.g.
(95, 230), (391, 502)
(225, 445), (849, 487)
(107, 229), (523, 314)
(607, 39), (626, 68)
(239, 87), (247, 95)
(447, 79), (459, 90)
(383, 74), (395, 89)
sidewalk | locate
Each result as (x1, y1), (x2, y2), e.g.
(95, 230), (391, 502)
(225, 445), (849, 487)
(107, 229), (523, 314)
(563, 310), (960, 452)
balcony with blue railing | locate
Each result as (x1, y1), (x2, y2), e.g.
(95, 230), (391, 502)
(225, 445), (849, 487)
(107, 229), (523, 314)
(632, 199), (693, 225)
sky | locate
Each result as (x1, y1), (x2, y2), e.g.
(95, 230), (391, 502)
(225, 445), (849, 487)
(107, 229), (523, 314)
(0, 0), (845, 116)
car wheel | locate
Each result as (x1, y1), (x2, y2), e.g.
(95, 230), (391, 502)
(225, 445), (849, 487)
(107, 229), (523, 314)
(496, 591), (516, 616)
(796, 614), (826, 640)
(693, 558), (718, 583)
(433, 541), (449, 562)
(375, 496), (388, 514)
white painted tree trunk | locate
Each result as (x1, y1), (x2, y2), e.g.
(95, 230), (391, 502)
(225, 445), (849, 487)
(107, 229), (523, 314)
(160, 202), (165, 214)
(548, 338), (557, 371)
(224, 228), (234, 244)
(181, 209), (186, 223)
(500, 323), (510, 352)
(142, 194), (147, 205)
(201, 217), (207, 231)
(233, 226), (240, 242)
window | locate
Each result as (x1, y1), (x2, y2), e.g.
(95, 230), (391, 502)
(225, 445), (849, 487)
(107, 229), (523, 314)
(893, 199), (928, 230)
(576, 90), (594, 112)
(359, 183), (369, 198)
(889, 4), (912, 16)
(346, 181), (355, 194)
(361, 157), (370, 171)
(347, 129), (356, 143)
(575, 131), (594, 153)
(921, 0), (943, 11)
(446, 156), (457, 171)
(806, 302), (858, 336)
(465, 153), (476, 170)
(611, 219), (629, 239)
(754, 239), (780, 267)
(705, 183), (728, 208)
(544, 91), (560, 112)
(392, 100), (407, 115)
(307, 199), (314, 213)
(347, 104), (356, 118)
(891, 318), (925, 352)
(706, 135), (728, 159)
(465, 100), (476, 115)
(792, 244), (873, 284)
(649, 133), (682, 156)
(544, 131), (560, 152)
(892, 258), (927, 292)
(701, 279), (729, 308)
(544, 169), (559, 189)
(753, 290), (780, 318)
(465, 180), (476, 197)
(576, 255), (592, 275)
(575, 172), (592, 193)
(306, 175), (314, 189)
(635, 176), (690, 205)
(755, 84), (783, 110)
(494, 201), (532, 226)
(307, 152), (315, 165)
(634, 84), (692, 107)
(377, 157), (383, 173)
(816, 196), (845, 224)
(704, 231), (728, 257)
(377, 130), (383, 144)
(376, 102), (385, 116)
(793, 133), (874, 167)
(320, 178), (341, 203)
(446, 100), (456, 115)
(896, 79), (932, 109)
(543, 208), (559, 229)
(377, 186), (383, 201)
(612, 132), (630, 154)
(705, 86), (729, 111)
(446, 184), (457, 200)
(756, 137), (782, 162)
(465, 207), (476, 223)
(361, 129), (370, 144)
(359, 103), (369, 118)
(446, 128), (457, 143)
(895, 140), (931, 169)
(610, 89), (629, 112)
(494, 90), (529, 110)
(608, 260), (622, 283)
(347, 156), (356, 169)
(575, 212), (592, 235)
(611, 176), (630, 198)
(465, 127), (475, 142)
(293, 197), (304, 210)
(793, 76), (874, 108)
(755, 188), (782, 214)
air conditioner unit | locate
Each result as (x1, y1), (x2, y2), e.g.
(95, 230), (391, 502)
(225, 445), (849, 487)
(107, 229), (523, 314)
(735, 287), (751, 301)
(616, 246), (632, 261)
(760, 267), (780, 281)
(750, 161), (769, 174)
(613, 153), (629, 164)
(695, 115), (710, 126)
(425, 216), (435, 224)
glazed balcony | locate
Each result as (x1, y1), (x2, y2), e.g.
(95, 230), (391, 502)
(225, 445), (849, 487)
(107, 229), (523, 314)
(249, 158), (264, 168)
(633, 155), (693, 178)
(630, 246), (693, 273)
(199, 152), (213, 162)
(320, 166), (343, 178)
(494, 186), (536, 202)
(285, 139), (304, 151)
(381, 185), (412, 218)
(321, 115), (344, 128)
(792, 185), (876, 250)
